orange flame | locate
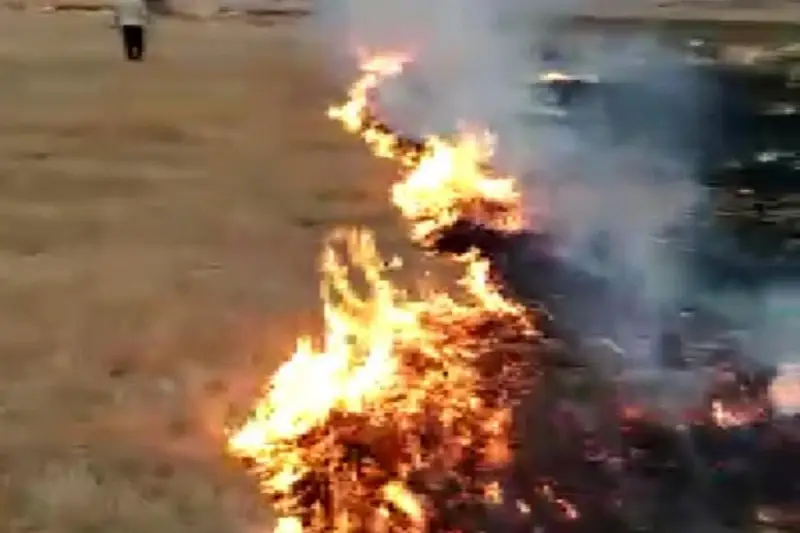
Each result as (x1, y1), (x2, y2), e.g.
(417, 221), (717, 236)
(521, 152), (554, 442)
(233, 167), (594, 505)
(326, 52), (411, 159)
(228, 52), (537, 533)
(227, 228), (533, 532)
(327, 53), (523, 247)
(392, 131), (522, 246)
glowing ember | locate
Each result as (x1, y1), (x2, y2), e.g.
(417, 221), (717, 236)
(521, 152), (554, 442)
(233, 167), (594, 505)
(326, 52), (412, 160)
(226, 50), (547, 533)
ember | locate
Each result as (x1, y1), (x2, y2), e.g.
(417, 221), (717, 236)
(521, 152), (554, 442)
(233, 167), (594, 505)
(228, 53), (800, 533)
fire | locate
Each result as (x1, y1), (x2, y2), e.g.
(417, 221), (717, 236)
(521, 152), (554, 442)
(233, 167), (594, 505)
(227, 48), (800, 533)
(391, 132), (522, 247)
(227, 228), (536, 532)
(327, 53), (523, 248)
(326, 52), (412, 159)
(226, 51), (543, 533)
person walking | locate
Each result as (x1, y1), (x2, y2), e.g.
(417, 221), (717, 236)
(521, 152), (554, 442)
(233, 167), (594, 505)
(114, 0), (149, 62)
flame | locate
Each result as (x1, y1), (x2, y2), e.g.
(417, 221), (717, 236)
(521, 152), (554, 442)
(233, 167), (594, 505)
(391, 132), (522, 247)
(227, 51), (543, 532)
(710, 399), (766, 429)
(228, 51), (544, 533)
(326, 52), (411, 159)
(228, 47), (800, 533)
(227, 226), (535, 532)
(327, 53), (523, 247)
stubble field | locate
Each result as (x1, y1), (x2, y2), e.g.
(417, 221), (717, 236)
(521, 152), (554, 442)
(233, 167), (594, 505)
(0, 11), (402, 533)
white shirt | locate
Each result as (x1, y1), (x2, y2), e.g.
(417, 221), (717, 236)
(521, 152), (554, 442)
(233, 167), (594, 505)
(115, 0), (148, 27)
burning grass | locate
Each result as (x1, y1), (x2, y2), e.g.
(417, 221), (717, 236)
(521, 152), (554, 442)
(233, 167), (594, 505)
(228, 50), (800, 533)
(226, 53), (552, 533)
(229, 229), (539, 533)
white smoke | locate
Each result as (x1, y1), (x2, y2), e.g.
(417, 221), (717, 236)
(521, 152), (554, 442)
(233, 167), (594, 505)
(312, 0), (584, 134)
(312, 0), (704, 346)
(310, 0), (793, 368)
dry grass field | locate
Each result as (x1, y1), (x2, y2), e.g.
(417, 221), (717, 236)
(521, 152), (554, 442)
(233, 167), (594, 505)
(0, 11), (405, 533)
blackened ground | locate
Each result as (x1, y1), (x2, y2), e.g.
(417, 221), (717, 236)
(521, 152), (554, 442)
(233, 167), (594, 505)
(424, 218), (799, 533)
(384, 59), (800, 532)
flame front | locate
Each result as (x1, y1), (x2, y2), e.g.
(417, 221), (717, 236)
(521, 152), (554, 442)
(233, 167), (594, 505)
(327, 53), (523, 247)
(228, 54), (539, 533)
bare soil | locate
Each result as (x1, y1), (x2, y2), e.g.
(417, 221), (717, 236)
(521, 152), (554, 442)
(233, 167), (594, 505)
(0, 11), (402, 533)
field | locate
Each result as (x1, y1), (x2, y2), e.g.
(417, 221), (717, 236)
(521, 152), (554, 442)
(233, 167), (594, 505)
(0, 11), (404, 533)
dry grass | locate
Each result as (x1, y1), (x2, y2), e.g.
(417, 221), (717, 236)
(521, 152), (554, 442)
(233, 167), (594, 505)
(0, 11), (405, 533)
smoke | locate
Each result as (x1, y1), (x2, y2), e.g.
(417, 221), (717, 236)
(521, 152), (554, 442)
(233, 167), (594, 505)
(311, 0), (790, 367)
(519, 44), (715, 365)
(311, 0), (704, 363)
(306, 2), (800, 529)
(312, 0), (575, 134)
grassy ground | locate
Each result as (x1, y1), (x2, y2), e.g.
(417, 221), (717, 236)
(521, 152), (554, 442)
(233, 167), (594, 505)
(0, 11), (404, 533)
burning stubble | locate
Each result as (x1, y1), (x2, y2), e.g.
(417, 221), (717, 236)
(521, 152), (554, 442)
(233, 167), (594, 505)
(227, 2), (800, 533)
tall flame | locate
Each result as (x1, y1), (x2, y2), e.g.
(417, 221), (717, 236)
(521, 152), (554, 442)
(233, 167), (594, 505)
(227, 53), (538, 533)
(327, 53), (523, 247)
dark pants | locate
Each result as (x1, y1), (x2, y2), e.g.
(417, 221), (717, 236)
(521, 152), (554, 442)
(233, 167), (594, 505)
(121, 25), (145, 61)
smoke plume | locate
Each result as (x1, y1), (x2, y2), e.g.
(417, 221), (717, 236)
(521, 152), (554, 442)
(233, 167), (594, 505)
(313, 0), (719, 359)
(312, 0), (800, 374)
(302, 2), (800, 529)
